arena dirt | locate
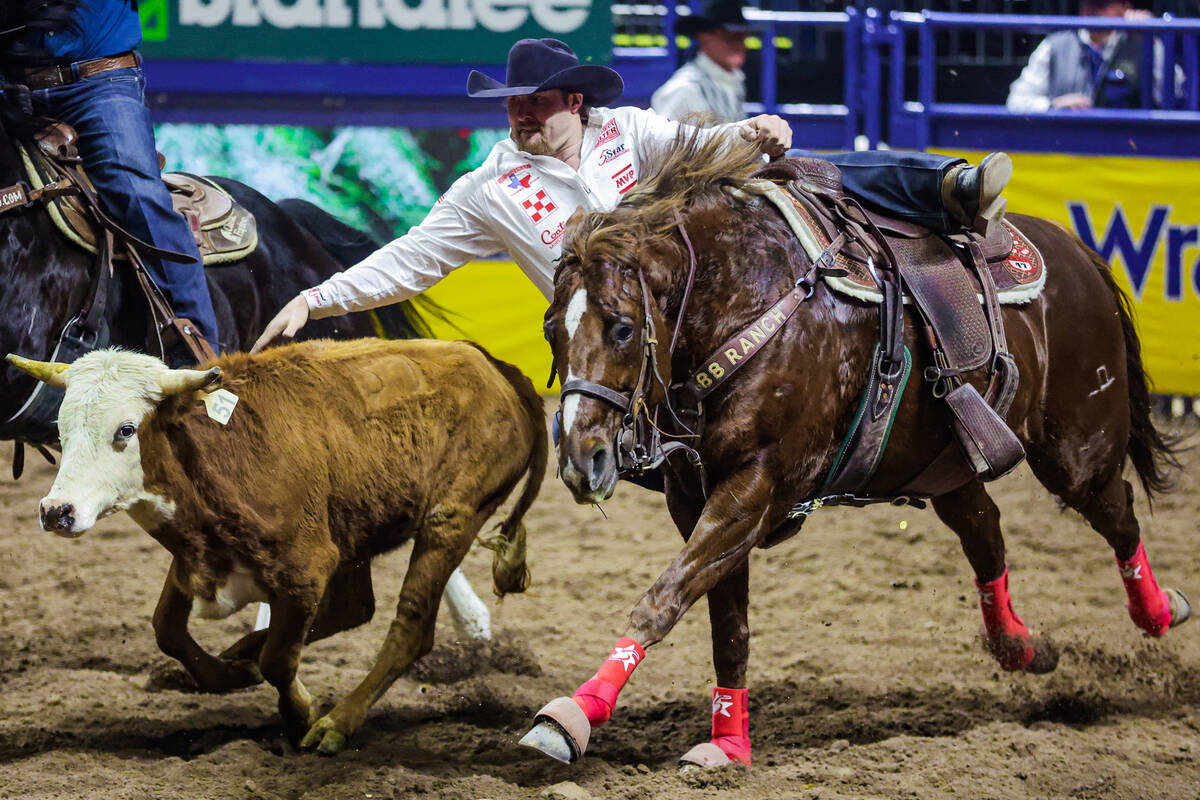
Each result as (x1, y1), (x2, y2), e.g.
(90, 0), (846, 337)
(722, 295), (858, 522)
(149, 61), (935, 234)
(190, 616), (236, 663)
(2, 416), (1198, 800)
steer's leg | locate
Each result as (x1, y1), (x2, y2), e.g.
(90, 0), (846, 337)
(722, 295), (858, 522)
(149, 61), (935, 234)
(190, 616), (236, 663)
(522, 467), (774, 764)
(257, 594), (322, 747)
(301, 508), (480, 756)
(931, 480), (1057, 673)
(220, 558), (377, 664)
(152, 561), (263, 691)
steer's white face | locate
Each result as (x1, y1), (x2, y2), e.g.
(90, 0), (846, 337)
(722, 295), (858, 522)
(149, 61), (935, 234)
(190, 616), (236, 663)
(40, 351), (171, 536)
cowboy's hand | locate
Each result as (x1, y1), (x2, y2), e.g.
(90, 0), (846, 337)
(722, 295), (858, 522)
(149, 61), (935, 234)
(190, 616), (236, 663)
(740, 114), (792, 157)
(251, 293), (309, 354)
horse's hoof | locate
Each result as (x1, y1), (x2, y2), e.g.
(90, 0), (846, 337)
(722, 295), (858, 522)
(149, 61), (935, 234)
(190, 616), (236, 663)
(679, 741), (732, 769)
(519, 697), (590, 764)
(1026, 636), (1060, 674)
(1166, 587), (1192, 629)
(316, 730), (347, 756)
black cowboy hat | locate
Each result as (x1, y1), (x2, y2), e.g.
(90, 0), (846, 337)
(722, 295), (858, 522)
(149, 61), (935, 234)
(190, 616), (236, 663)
(466, 38), (624, 108)
(676, 0), (753, 37)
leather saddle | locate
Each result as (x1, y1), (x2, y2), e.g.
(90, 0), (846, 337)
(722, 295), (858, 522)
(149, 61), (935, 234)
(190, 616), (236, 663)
(27, 122), (258, 264)
(749, 157), (1045, 512)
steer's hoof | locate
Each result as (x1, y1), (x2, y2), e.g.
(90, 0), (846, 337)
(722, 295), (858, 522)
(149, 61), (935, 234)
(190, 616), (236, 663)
(520, 697), (589, 763)
(1167, 587), (1192, 629)
(301, 717), (348, 756)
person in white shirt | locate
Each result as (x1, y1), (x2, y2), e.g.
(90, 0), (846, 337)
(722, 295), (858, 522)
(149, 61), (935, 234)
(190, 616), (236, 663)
(651, 0), (750, 123)
(251, 38), (1010, 353)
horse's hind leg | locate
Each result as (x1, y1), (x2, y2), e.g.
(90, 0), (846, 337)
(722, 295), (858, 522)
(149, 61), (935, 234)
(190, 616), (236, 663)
(1058, 469), (1190, 636)
(932, 480), (1058, 673)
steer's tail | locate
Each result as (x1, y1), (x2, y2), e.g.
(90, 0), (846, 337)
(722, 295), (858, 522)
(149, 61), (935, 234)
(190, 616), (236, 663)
(467, 343), (547, 597)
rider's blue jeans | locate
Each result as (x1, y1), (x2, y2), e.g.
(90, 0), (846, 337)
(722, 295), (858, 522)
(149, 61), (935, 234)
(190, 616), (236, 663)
(790, 149), (966, 234)
(31, 61), (220, 353)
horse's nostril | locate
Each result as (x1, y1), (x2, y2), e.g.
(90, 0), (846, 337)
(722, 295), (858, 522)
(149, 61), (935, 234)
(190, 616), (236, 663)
(589, 446), (612, 490)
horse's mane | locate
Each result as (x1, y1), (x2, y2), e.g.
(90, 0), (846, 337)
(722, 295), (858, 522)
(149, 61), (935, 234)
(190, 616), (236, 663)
(561, 128), (762, 273)
(0, 0), (82, 63)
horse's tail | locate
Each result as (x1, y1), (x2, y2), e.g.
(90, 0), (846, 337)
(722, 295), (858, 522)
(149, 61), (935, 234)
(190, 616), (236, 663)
(465, 342), (547, 597)
(275, 198), (442, 339)
(1061, 223), (1183, 501)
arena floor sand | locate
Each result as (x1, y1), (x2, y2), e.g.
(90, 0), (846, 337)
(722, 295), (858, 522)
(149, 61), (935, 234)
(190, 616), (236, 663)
(1, 416), (1198, 800)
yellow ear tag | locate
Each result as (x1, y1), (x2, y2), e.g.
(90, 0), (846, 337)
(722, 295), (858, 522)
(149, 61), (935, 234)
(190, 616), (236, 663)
(202, 388), (239, 425)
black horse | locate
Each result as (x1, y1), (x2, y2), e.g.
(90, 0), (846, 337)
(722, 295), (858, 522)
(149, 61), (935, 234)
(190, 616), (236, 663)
(0, 101), (427, 454)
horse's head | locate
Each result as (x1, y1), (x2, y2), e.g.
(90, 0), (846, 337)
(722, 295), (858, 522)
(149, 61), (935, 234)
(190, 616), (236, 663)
(545, 131), (765, 503)
(545, 219), (677, 503)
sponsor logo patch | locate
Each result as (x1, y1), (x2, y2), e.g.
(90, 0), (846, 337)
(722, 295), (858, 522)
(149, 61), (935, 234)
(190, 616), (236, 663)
(607, 643), (642, 672)
(612, 164), (637, 195)
(596, 118), (621, 147)
(712, 693), (734, 718)
(541, 219), (567, 246)
(598, 143), (627, 165)
(521, 189), (557, 223)
(499, 164), (534, 192)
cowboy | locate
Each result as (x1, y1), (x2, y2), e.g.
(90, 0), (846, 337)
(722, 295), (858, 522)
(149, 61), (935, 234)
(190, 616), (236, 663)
(4, 0), (219, 364)
(652, 0), (751, 123)
(252, 38), (1011, 353)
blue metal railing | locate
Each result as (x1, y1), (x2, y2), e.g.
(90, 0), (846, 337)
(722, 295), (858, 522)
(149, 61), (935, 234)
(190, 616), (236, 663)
(871, 11), (1200, 155)
(140, 8), (1200, 157)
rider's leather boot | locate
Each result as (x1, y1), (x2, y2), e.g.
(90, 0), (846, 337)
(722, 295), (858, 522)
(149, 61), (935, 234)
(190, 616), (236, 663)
(941, 152), (1013, 237)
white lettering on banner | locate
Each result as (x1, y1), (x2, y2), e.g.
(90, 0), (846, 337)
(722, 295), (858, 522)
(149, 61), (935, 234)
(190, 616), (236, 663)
(183, 0), (593, 33)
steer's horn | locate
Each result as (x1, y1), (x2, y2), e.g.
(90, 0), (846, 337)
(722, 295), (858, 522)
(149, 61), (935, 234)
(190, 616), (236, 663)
(158, 366), (222, 396)
(5, 354), (70, 388)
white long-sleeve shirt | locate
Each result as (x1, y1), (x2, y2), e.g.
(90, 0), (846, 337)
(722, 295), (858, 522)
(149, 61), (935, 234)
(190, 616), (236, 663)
(304, 106), (732, 318)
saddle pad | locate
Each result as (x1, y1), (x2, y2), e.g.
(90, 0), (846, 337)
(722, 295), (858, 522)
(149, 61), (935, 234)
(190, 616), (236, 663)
(19, 144), (258, 266)
(824, 220), (1046, 306)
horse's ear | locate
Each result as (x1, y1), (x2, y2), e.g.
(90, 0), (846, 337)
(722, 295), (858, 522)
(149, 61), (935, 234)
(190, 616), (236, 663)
(5, 354), (70, 388)
(567, 206), (587, 229)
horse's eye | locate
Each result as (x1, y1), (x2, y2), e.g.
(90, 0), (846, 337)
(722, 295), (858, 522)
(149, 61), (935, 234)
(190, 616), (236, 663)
(613, 323), (635, 343)
(114, 422), (137, 441)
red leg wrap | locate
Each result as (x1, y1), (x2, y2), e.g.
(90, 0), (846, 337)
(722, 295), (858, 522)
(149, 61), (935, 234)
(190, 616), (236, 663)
(710, 686), (751, 765)
(1117, 541), (1172, 637)
(976, 569), (1035, 671)
(572, 637), (644, 727)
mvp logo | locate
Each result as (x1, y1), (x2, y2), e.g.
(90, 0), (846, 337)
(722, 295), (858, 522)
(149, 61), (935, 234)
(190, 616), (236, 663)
(181, 0), (592, 33)
(1069, 202), (1200, 301)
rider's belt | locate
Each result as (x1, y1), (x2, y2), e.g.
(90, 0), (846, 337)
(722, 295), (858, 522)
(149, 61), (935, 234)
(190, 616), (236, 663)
(15, 52), (139, 90)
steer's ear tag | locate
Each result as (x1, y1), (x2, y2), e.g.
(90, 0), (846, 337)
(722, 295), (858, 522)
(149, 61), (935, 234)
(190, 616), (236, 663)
(202, 388), (239, 425)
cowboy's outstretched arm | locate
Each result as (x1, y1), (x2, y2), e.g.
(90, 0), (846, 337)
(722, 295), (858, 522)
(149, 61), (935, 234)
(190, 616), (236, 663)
(738, 114), (792, 157)
(251, 295), (310, 353)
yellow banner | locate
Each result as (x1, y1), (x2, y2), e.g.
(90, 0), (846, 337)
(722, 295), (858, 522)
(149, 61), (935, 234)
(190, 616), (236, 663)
(425, 152), (1200, 396)
(944, 149), (1200, 396)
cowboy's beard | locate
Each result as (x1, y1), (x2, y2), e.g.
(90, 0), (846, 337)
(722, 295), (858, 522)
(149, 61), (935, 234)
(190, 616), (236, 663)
(511, 127), (556, 156)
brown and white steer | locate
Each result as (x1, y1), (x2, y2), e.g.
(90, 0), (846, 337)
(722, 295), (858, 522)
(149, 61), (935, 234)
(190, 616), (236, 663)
(7, 339), (546, 754)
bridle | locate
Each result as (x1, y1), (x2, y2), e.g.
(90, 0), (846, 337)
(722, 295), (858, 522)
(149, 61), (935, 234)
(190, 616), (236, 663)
(555, 212), (707, 489)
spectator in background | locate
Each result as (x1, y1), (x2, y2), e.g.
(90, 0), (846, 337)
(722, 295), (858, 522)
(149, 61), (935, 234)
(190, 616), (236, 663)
(1007, 0), (1182, 111)
(652, 0), (750, 122)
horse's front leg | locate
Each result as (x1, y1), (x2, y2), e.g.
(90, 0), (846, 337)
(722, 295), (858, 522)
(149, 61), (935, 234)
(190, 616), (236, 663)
(521, 467), (773, 765)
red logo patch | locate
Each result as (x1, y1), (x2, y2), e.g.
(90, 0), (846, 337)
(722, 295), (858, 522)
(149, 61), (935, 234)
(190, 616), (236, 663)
(1003, 221), (1044, 284)
(612, 164), (637, 195)
(522, 189), (557, 223)
(596, 118), (621, 147)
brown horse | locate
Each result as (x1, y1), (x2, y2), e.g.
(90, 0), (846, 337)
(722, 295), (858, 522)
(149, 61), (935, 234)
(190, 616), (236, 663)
(520, 132), (1189, 768)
